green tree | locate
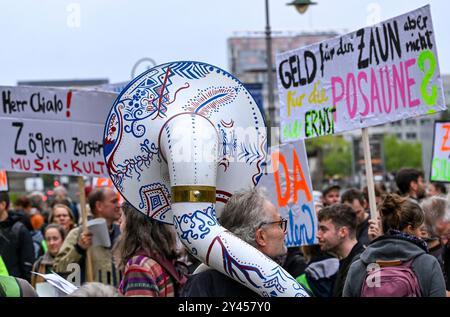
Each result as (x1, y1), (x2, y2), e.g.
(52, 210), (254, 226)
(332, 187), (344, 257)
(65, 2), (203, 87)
(306, 135), (352, 178)
(383, 135), (422, 172)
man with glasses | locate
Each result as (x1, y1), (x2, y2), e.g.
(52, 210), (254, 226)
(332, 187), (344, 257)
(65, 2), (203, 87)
(181, 188), (289, 297)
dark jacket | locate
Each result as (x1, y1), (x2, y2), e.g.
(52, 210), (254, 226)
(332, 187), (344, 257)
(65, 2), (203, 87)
(427, 238), (449, 291)
(0, 214), (35, 281)
(356, 216), (370, 248)
(333, 242), (365, 297)
(343, 230), (446, 297)
(283, 247), (307, 278)
(296, 255), (339, 297)
(181, 268), (259, 297)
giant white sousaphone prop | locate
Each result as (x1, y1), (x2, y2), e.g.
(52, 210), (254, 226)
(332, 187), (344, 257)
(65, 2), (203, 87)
(103, 61), (308, 297)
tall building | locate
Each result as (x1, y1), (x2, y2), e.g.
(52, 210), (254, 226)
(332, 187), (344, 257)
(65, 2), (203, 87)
(228, 30), (339, 129)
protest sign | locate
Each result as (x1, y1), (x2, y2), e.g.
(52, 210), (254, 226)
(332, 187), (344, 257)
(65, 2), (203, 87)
(92, 177), (124, 204)
(0, 86), (117, 177)
(0, 170), (8, 191)
(258, 140), (317, 247)
(277, 5), (446, 142)
(430, 121), (450, 182)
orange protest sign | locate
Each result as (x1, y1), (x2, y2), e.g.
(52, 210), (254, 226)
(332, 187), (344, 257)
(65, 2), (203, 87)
(92, 177), (123, 204)
(272, 150), (312, 208)
(258, 140), (317, 247)
(0, 170), (8, 191)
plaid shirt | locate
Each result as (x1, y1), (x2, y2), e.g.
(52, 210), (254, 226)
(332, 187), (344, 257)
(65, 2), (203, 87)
(119, 254), (175, 297)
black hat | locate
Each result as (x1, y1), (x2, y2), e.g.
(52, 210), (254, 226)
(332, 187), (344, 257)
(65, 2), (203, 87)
(322, 184), (341, 196)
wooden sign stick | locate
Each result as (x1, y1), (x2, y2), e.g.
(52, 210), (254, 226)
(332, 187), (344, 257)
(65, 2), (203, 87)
(77, 176), (94, 282)
(362, 128), (378, 221)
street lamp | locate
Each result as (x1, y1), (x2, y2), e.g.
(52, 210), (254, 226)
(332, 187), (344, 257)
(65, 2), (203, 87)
(265, 0), (316, 147)
(287, 0), (317, 14)
(131, 57), (156, 79)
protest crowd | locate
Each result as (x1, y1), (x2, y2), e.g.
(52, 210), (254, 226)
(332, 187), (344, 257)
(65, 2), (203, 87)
(0, 4), (449, 300)
(0, 167), (449, 297)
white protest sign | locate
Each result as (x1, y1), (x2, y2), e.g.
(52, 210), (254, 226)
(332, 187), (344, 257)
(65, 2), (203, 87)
(92, 81), (129, 94)
(277, 5), (446, 142)
(0, 170), (8, 191)
(0, 86), (116, 123)
(430, 121), (450, 182)
(257, 140), (317, 247)
(0, 86), (117, 177)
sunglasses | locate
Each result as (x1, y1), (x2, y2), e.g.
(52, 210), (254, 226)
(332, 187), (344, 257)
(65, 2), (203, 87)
(259, 217), (288, 233)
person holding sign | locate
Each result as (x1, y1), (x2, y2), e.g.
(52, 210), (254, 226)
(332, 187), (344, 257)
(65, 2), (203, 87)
(343, 194), (446, 297)
(53, 187), (121, 287)
(181, 188), (291, 297)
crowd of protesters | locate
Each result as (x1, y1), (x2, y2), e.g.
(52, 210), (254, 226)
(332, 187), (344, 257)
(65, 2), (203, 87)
(1, 167), (449, 297)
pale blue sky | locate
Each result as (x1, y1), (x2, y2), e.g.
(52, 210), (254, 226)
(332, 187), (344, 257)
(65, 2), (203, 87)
(0, 0), (448, 85)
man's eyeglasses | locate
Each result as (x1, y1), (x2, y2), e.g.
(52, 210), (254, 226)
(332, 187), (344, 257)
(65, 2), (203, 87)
(259, 218), (288, 233)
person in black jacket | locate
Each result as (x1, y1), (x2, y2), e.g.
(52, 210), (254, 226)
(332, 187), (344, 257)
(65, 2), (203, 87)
(0, 192), (35, 282)
(341, 188), (371, 248)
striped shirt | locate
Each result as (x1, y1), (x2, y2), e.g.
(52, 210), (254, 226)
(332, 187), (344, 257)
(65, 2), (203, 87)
(118, 254), (175, 297)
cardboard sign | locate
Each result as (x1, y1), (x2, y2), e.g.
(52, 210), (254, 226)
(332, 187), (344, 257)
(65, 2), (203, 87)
(277, 5), (446, 142)
(0, 170), (8, 191)
(430, 121), (450, 182)
(257, 140), (317, 247)
(0, 86), (117, 177)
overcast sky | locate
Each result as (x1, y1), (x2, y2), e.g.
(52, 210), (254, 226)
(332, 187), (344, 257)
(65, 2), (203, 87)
(0, 0), (448, 85)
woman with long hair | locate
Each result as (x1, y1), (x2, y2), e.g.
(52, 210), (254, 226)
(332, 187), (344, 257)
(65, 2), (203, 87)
(114, 202), (187, 297)
(343, 193), (446, 297)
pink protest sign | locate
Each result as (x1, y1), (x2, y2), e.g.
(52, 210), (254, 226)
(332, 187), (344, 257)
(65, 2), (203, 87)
(277, 5), (446, 142)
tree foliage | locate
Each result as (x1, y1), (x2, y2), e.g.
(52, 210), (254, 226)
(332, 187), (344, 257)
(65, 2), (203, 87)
(383, 135), (422, 172)
(306, 135), (352, 178)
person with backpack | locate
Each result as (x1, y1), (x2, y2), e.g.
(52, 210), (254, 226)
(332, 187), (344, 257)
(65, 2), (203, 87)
(113, 201), (187, 297)
(343, 193), (446, 297)
(0, 192), (35, 282)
